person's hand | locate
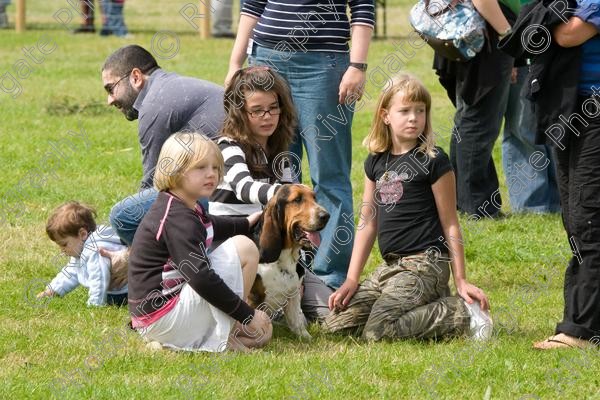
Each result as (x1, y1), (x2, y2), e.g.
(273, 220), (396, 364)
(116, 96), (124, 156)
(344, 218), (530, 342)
(245, 309), (273, 344)
(246, 211), (263, 228)
(338, 67), (367, 104)
(328, 279), (359, 311)
(455, 279), (490, 311)
(37, 288), (56, 299)
(99, 247), (129, 290)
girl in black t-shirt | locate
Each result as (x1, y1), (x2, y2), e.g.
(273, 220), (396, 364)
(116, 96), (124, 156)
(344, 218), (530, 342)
(324, 74), (492, 341)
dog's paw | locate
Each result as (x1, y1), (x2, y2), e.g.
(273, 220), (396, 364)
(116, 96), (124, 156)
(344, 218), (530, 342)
(294, 329), (312, 340)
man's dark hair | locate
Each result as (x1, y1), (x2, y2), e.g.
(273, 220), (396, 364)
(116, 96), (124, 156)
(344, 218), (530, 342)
(102, 45), (160, 76)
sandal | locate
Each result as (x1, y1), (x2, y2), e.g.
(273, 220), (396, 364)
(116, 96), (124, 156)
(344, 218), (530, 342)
(533, 333), (593, 350)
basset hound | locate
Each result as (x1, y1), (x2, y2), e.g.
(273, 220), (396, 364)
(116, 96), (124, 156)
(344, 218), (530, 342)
(249, 184), (330, 338)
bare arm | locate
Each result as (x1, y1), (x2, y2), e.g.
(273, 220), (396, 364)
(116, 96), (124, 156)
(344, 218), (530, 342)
(328, 176), (378, 310)
(554, 16), (598, 47)
(339, 25), (373, 104)
(225, 15), (259, 85)
(432, 171), (490, 311)
(471, 0), (510, 34)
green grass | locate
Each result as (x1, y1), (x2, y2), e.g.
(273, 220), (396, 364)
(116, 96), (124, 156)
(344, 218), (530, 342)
(2, 1), (599, 399)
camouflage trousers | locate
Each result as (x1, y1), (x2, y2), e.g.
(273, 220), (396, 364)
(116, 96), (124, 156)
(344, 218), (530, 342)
(323, 253), (470, 341)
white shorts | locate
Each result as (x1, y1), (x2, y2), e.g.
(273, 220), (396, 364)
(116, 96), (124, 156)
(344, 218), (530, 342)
(138, 238), (244, 352)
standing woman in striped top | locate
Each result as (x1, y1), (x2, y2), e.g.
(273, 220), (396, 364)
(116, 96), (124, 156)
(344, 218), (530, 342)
(210, 66), (335, 322)
(225, 0), (376, 291)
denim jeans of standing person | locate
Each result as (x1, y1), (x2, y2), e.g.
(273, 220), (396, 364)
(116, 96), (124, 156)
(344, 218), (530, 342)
(502, 66), (560, 213)
(110, 188), (209, 246)
(103, 0), (128, 37)
(250, 44), (354, 289)
(451, 56), (512, 218)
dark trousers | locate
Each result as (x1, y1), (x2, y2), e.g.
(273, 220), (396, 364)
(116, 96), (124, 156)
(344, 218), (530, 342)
(554, 96), (600, 340)
(451, 62), (512, 217)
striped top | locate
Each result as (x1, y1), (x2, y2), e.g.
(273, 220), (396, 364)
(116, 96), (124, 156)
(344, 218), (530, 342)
(241, 0), (375, 53)
(209, 137), (292, 216)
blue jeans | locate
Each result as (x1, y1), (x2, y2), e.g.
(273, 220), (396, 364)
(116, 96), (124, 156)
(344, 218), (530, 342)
(110, 188), (158, 246)
(502, 67), (560, 213)
(103, 1), (128, 36)
(110, 188), (210, 246)
(250, 44), (354, 288)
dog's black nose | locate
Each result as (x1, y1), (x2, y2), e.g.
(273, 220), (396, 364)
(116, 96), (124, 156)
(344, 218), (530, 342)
(318, 210), (330, 224)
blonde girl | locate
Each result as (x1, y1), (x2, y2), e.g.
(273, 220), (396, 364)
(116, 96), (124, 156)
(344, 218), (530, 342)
(324, 74), (492, 341)
(128, 132), (272, 352)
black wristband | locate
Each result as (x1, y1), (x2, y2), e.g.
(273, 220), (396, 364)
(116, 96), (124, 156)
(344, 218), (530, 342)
(349, 62), (368, 71)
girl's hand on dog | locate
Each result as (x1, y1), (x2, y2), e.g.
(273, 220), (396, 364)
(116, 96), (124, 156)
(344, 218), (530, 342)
(328, 279), (359, 311)
(246, 211), (263, 228)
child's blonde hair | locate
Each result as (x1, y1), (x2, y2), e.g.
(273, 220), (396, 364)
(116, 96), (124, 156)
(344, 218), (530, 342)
(363, 73), (436, 157)
(153, 132), (224, 191)
(46, 201), (97, 241)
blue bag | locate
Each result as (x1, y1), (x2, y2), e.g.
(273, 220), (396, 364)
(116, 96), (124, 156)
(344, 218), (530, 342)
(409, 0), (487, 61)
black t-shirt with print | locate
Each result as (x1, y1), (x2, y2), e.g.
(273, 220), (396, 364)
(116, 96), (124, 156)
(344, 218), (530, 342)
(364, 145), (453, 258)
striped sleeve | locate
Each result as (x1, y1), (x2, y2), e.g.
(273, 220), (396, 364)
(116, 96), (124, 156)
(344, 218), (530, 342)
(349, 0), (375, 27)
(220, 140), (279, 206)
(241, 0), (267, 19)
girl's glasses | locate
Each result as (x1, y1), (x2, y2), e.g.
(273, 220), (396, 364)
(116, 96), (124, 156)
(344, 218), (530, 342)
(246, 105), (281, 118)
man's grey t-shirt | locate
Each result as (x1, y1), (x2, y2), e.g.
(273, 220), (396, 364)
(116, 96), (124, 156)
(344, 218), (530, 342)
(133, 69), (225, 189)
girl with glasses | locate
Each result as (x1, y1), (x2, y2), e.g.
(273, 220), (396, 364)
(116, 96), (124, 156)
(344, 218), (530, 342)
(209, 66), (335, 323)
(209, 66), (296, 216)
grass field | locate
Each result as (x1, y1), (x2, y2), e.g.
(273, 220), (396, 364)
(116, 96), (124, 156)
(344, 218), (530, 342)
(1, 1), (599, 399)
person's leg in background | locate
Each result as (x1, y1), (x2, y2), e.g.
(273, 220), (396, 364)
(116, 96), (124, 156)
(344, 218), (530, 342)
(73, 0), (96, 33)
(212, 0), (234, 38)
(502, 66), (561, 213)
(554, 108), (600, 341)
(102, 0), (128, 37)
(451, 61), (512, 218)
(0, 0), (10, 29)
(100, 0), (112, 36)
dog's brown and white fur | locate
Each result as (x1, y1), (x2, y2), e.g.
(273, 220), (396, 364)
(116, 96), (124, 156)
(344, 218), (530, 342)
(248, 184), (329, 338)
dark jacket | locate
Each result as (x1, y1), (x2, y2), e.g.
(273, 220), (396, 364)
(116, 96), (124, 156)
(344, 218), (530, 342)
(498, 0), (581, 147)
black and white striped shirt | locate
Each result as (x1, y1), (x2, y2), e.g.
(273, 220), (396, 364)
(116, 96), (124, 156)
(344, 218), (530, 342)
(209, 137), (292, 216)
(242, 0), (375, 53)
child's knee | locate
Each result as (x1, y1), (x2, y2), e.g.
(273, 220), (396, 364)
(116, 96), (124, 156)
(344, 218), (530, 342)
(232, 235), (259, 264)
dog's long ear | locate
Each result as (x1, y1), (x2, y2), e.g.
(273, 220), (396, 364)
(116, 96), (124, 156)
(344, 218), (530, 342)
(259, 186), (288, 263)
